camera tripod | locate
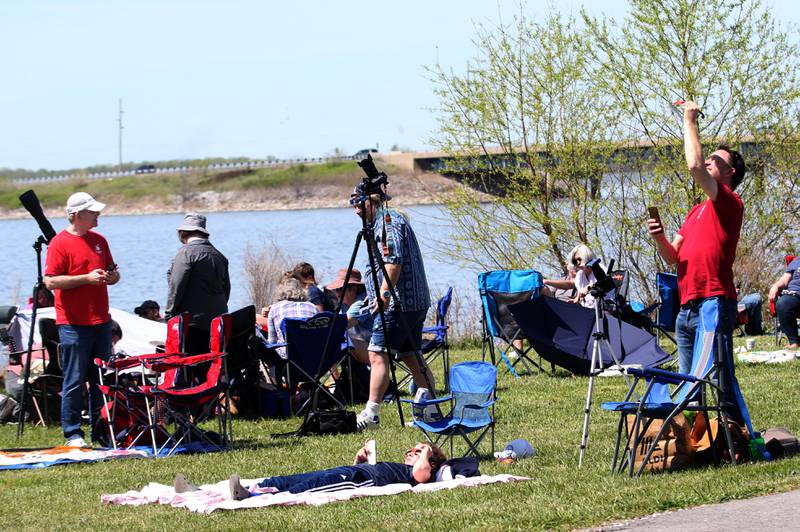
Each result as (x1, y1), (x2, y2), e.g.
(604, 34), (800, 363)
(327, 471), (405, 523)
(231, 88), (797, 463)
(577, 288), (631, 467)
(295, 162), (436, 433)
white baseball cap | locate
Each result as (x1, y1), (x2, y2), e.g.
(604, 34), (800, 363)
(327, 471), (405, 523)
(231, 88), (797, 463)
(66, 192), (106, 214)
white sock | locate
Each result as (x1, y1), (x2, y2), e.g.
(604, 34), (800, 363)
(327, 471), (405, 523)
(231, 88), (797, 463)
(364, 401), (381, 418)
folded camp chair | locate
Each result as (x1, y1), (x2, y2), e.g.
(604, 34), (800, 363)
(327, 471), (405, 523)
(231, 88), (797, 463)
(95, 313), (189, 452)
(478, 269), (550, 376)
(282, 312), (349, 415)
(397, 286), (453, 393)
(402, 361), (497, 458)
(221, 305), (264, 415)
(772, 254), (797, 346)
(139, 312), (233, 455)
(602, 298), (740, 477)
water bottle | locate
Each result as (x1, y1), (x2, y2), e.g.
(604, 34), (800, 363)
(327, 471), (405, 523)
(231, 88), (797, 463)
(749, 432), (771, 461)
(366, 439), (377, 465)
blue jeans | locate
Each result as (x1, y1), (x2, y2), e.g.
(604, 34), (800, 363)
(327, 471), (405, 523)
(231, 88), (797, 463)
(776, 293), (800, 345)
(58, 322), (112, 441)
(675, 297), (743, 424)
(739, 293), (764, 336)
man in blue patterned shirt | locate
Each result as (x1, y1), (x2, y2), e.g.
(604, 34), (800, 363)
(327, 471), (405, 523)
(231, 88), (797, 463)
(354, 191), (433, 430)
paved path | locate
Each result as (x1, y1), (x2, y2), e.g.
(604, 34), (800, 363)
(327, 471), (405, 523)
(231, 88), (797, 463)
(587, 489), (800, 531)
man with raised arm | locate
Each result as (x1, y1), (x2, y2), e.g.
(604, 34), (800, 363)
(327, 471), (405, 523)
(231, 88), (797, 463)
(647, 100), (747, 422)
(44, 192), (120, 448)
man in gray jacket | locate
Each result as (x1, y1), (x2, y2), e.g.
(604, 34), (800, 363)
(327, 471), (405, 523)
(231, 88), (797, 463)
(165, 213), (231, 355)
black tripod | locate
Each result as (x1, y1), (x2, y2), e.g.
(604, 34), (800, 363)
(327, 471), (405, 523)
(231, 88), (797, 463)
(17, 236), (48, 438)
(294, 160), (435, 433)
(17, 189), (58, 438)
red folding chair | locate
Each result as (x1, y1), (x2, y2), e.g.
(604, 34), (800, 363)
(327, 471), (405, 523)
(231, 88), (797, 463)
(139, 313), (233, 456)
(94, 313), (189, 453)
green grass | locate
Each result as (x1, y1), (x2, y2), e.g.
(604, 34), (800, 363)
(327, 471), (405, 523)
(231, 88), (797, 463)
(1, 335), (799, 531)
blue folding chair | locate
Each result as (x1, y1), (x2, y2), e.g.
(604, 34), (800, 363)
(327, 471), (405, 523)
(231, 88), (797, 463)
(402, 361), (497, 458)
(478, 269), (551, 376)
(282, 312), (349, 415)
(397, 286), (453, 393)
(602, 298), (747, 477)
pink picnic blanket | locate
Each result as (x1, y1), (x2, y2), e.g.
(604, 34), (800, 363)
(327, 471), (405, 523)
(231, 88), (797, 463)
(102, 474), (528, 513)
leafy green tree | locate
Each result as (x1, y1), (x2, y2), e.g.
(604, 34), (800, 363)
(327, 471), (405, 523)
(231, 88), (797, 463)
(429, 11), (620, 278)
(431, 1), (800, 302)
(583, 0), (800, 296)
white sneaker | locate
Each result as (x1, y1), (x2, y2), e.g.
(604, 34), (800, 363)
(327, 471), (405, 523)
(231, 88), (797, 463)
(356, 411), (379, 431)
(64, 436), (91, 448)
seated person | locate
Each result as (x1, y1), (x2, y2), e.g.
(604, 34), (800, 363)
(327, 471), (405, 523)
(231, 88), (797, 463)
(174, 441), (447, 500)
(291, 261), (328, 312)
(541, 263), (577, 301)
(327, 267), (373, 364)
(737, 290), (764, 336)
(543, 244), (611, 308)
(264, 276), (318, 360)
(133, 300), (163, 322)
(769, 256), (800, 350)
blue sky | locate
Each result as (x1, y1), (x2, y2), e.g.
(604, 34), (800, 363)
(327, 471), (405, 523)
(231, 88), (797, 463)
(1, 1), (796, 170)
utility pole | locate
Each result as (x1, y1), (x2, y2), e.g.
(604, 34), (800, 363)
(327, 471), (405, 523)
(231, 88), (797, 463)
(117, 99), (124, 171)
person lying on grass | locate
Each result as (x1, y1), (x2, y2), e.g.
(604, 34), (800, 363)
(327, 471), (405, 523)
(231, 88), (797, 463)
(174, 441), (447, 500)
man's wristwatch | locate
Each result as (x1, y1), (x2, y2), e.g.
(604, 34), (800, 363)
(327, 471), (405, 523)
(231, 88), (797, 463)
(381, 290), (391, 300)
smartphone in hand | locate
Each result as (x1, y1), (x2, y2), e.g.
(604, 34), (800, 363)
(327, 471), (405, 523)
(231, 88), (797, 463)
(647, 206), (661, 225)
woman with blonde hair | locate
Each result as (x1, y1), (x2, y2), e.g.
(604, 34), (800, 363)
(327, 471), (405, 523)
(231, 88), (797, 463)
(543, 244), (605, 308)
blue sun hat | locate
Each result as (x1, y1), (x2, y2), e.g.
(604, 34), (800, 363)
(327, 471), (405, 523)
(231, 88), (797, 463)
(494, 439), (536, 463)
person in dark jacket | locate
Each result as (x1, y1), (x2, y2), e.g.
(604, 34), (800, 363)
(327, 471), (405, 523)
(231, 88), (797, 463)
(165, 213), (230, 355)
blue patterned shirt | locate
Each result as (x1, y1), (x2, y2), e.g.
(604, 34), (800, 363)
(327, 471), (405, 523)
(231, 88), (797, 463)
(364, 207), (431, 312)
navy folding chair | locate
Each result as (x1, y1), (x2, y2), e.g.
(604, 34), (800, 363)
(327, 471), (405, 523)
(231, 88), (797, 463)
(402, 361), (497, 458)
(654, 272), (679, 346)
(397, 286), (453, 393)
(282, 312), (349, 415)
(602, 298), (746, 477)
(478, 269), (551, 376)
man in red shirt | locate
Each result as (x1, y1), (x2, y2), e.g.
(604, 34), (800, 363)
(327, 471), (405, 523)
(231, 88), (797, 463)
(44, 192), (120, 448)
(647, 100), (746, 422)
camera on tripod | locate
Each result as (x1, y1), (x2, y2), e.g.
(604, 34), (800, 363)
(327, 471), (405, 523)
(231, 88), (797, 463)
(586, 258), (617, 297)
(351, 154), (389, 206)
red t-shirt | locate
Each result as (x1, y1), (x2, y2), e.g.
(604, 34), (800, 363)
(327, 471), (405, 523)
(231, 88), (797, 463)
(676, 184), (743, 305)
(45, 230), (114, 326)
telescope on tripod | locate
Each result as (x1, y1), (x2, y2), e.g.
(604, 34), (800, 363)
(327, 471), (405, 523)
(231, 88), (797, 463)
(16, 190), (58, 438)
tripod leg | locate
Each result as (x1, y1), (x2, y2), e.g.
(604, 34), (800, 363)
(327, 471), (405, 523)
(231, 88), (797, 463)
(579, 338), (602, 467)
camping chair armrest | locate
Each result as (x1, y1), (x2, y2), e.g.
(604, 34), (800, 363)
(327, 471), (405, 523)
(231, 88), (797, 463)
(95, 353), (169, 370)
(264, 342), (287, 349)
(399, 395), (452, 406)
(640, 302), (659, 315)
(462, 398), (498, 410)
(422, 325), (448, 334)
(145, 352), (224, 371)
(6, 347), (46, 366)
(626, 366), (698, 384)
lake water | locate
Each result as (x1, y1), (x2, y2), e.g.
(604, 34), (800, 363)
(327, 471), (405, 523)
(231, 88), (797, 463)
(0, 205), (482, 319)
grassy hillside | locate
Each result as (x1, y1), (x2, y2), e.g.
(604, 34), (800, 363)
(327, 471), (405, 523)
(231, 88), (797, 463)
(0, 162), (364, 211)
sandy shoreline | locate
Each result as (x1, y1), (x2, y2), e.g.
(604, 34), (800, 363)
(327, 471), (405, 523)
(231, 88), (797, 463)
(0, 172), (476, 220)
